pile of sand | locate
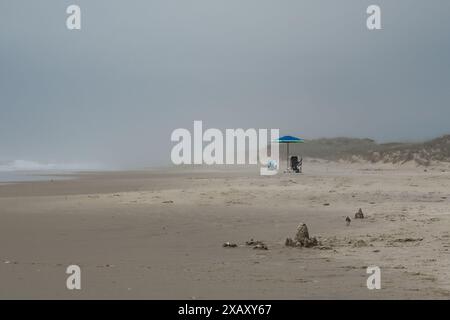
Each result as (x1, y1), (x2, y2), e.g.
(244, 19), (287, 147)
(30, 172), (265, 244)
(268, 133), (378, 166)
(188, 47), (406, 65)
(285, 223), (319, 248)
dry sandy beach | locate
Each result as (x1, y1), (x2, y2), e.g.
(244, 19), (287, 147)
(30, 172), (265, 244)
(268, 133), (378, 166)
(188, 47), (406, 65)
(1, 160), (450, 299)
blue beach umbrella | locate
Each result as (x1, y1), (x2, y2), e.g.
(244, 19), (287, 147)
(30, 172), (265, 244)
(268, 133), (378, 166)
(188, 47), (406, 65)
(274, 135), (305, 169)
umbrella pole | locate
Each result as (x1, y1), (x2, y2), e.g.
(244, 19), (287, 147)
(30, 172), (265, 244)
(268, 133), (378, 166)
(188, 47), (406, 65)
(287, 143), (289, 170)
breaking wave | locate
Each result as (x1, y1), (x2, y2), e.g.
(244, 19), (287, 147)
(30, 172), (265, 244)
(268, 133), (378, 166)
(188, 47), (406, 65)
(0, 160), (104, 172)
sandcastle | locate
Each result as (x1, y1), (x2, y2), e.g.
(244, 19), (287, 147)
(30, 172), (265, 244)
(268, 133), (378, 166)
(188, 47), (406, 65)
(285, 223), (319, 248)
(355, 208), (364, 219)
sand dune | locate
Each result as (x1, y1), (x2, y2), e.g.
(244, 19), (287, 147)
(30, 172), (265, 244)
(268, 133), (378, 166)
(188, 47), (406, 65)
(287, 134), (450, 166)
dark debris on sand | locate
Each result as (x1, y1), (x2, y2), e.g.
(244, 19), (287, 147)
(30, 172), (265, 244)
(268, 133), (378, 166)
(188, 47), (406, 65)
(222, 242), (237, 248)
(246, 239), (268, 250)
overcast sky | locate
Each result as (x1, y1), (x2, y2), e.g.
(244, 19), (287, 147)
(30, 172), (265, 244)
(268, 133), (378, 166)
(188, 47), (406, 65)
(1, 0), (450, 168)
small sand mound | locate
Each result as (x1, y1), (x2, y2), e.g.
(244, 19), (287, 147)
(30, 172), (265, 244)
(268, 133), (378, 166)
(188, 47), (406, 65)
(354, 208), (364, 219)
(345, 216), (351, 226)
(296, 223), (310, 241)
(286, 223), (319, 248)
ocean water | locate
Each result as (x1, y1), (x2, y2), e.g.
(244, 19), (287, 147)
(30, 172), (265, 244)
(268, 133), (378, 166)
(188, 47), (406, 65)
(0, 160), (105, 183)
(0, 171), (66, 183)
